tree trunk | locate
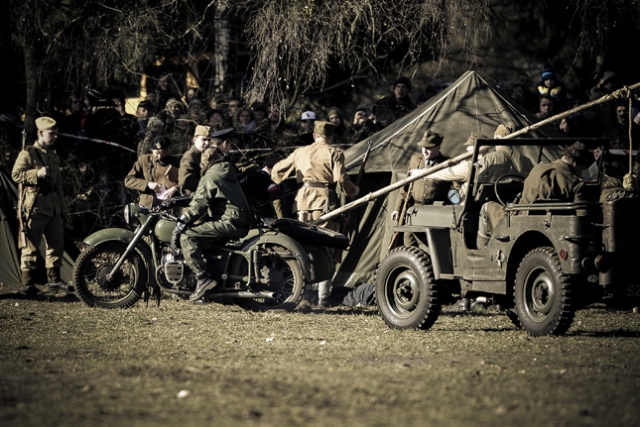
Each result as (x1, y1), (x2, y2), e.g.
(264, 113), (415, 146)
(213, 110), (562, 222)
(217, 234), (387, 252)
(23, 44), (38, 138)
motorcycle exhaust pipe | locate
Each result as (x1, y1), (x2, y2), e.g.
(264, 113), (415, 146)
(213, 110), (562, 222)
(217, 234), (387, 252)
(215, 291), (281, 299)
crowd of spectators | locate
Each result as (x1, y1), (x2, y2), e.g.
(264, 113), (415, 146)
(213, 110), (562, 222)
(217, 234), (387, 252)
(3, 67), (639, 239)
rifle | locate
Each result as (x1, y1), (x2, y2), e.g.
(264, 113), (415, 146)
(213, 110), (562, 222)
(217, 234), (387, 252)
(343, 139), (373, 240)
(16, 128), (27, 249)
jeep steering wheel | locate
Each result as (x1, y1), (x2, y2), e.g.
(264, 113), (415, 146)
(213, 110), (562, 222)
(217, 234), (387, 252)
(494, 174), (526, 206)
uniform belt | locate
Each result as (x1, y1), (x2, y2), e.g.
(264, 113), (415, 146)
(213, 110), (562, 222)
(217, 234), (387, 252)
(302, 182), (330, 188)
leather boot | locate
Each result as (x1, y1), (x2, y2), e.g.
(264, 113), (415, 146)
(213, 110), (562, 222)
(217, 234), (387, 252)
(21, 270), (34, 286)
(317, 280), (332, 307)
(190, 272), (218, 302)
(21, 270), (41, 296)
(302, 283), (317, 303)
(46, 268), (67, 291)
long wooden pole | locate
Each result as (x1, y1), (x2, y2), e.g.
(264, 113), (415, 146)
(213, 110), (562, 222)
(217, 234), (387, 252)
(310, 82), (640, 226)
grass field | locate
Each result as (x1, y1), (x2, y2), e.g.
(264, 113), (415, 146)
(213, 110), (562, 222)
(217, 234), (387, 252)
(1, 286), (640, 427)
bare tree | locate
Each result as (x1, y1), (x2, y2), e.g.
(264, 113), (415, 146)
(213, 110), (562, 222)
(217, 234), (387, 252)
(234, 0), (492, 106)
(7, 0), (640, 126)
(10, 0), (224, 125)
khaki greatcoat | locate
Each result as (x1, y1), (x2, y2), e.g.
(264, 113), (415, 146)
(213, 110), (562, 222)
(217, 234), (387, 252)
(11, 143), (66, 276)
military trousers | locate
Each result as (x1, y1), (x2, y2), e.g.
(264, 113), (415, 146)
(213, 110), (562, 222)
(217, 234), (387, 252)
(21, 212), (64, 273)
(180, 220), (249, 274)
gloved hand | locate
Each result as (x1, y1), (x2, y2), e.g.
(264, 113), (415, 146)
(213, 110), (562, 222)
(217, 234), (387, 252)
(160, 198), (175, 210)
(171, 215), (188, 253)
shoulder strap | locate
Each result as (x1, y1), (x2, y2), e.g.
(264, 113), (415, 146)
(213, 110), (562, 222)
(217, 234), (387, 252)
(27, 145), (45, 167)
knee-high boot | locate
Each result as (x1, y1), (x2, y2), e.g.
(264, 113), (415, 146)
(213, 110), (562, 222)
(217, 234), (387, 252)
(317, 280), (332, 307)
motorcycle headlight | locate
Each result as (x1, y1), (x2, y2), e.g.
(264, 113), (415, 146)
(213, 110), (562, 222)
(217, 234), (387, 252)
(123, 204), (132, 225)
(123, 203), (148, 227)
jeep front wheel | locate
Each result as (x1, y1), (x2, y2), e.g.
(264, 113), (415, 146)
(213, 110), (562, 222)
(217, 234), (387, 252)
(514, 247), (574, 337)
(375, 246), (440, 330)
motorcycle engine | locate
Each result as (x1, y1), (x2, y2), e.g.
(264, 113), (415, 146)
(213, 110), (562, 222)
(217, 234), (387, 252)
(159, 249), (188, 286)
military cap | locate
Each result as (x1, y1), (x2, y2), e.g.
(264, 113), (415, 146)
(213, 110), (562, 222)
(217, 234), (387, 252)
(314, 121), (335, 137)
(150, 135), (171, 150)
(193, 125), (211, 138)
(494, 124), (512, 138)
(35, 117), (57, 131)
(201, 147), (222, 165)
(210, 127), (235, 140)
(417, 130), (443, 148)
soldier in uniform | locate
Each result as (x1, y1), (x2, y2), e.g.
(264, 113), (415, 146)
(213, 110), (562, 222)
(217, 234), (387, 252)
(519, 141), (593, 211)
(172, 147), (252, 302)
(178, 125), (211, 195)
(476, 124), (534, 248)
(271, 121), (359, 229)
(391, 130), (450, 246)
(270, 121), (359, 306)
(124, 135), (180, 208)
(11, 117), (67, 295)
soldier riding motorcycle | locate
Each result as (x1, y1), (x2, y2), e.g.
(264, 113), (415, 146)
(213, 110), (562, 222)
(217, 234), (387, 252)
(72, 195), (348, 310)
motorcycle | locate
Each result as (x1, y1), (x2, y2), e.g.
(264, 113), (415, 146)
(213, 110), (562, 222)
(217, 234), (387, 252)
(72, 198), (348, 310)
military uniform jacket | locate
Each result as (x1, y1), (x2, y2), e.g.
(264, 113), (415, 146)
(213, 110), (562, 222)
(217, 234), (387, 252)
(395, 152), (450, 211)
(520, 159), (585, 206)
(476, 149), (534, 182)
(11, 143), (66, 218)
(178, 145), (202, 195)
(270, 139), (357, 212)
(183, 160), (252, 227)
(124, 153), (180, 208)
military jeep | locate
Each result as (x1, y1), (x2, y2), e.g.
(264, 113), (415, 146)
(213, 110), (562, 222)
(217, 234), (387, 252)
(376, 138), (640, 336)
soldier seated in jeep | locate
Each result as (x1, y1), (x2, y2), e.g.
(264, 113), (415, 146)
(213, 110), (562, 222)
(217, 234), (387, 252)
(477, 140), (592, 250)
(376, 134), (638, 337)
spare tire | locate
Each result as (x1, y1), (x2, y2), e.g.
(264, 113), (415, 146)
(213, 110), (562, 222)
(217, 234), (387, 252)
(271, 218), (349, 249)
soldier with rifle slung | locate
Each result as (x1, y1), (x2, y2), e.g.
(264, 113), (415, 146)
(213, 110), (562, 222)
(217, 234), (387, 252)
(11, 117), (68, 296)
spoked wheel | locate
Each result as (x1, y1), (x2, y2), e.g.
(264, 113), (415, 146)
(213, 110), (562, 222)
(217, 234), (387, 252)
(237, 244), (304, 311)
(375, 246), (440, 330)
(73, 242), (147, 308)
(514, 246), (574, 336)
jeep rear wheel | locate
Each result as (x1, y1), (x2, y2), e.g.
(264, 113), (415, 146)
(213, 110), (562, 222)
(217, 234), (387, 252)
(514, 247), (574, 336)
(375, 246), (440, 330)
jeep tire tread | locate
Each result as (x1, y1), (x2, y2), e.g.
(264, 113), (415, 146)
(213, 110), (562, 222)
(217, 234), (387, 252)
(375, 246), (440, 330)
(514, 246), (575, 336)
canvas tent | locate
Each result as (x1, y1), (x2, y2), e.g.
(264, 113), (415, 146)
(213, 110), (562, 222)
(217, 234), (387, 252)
(0, 166), (75, 288)
(334, 70), (564, 288)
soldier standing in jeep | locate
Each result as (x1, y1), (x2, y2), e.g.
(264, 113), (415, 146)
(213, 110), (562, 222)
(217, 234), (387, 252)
(391, 130), (449, 246)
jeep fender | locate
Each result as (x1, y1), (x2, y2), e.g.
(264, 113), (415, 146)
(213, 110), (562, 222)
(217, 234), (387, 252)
(239, 233), (313, 283)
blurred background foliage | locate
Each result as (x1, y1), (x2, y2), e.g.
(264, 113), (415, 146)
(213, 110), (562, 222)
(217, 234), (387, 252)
(2, 0), (639, 127)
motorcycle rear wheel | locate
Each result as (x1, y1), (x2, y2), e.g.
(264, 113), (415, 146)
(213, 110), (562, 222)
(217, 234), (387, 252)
(73, 242), (147, 308)
(236, 244), (304, 311)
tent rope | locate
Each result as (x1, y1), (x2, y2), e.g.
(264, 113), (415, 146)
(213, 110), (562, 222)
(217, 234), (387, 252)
(622, 87), (637, 190)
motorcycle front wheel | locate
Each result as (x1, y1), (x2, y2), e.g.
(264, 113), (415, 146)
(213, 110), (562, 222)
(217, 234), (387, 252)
(236, 244), (304, 311)
(73, 241), (147, 308)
